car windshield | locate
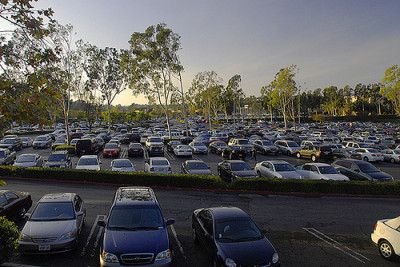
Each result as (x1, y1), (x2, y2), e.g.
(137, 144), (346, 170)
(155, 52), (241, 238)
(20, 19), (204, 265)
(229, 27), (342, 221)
(35, 137), (47, 141)
(367, 149), (379, 153)
(130, 143), (142, 148)
(287, 141), (299, 147)
(357, 162), (379, 173)
(105, 143), (118, 149)
(230, 162), (252, 171)
(261, 140), (272, 145)
(237, 140), (249, 145)
(318, 166), (338, 174)
(55, 138), (66, 143)
(394, 150), (400, 155)
(187, 162), (208, 170)
(359, 143), (369, 148)
(152, 160), (169, 166)
(48, 154), (67, 162)
(113, 160), (132, 168)
(1, 138), (15, 144)
(274, 163), (295, 172)
(107, 206), (163, 230)
(215, 142), (227, 147)
(16, 155), (36, 163)
(30, 202), (75, 221)
(192, 142), (204, 146)
(215, 218), (263, 243)
(0, 151), (5, 158)
(77, 158), (98, 165)
(149, 137), (163, 143)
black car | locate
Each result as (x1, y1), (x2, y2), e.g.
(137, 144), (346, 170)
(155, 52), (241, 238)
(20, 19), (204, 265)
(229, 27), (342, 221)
(147, 144), (164, 157)
(209, 141), (228, 155)
(221, 146), (247, 160)
(253, 140), (279, 155)
(75, 138), (100, 156)
(0, 137), (23, 151)
(120, 133), (140, 144)
(332, 159), (393, 181)
(128, 142), (144, 157)
(44, 150), (72, 168)
(0, 148), (16, 165)
(0, 190), (32, 221)
(166, 140), (182, 152)
(217, 160), (258, 182)
(192, 207), (280, 267)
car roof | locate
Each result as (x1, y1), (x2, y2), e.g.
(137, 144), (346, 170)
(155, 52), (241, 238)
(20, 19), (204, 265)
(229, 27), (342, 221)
(209, 207), (249, 220)
(264, 160), (290, 164)
(50, 150), (68, 155)
(114, 187), (157, 205)
(224, 160), (246, 163)
(304, 163), (330, 167)
(39, 193), (75, 202)
(80, 155), (98, 159)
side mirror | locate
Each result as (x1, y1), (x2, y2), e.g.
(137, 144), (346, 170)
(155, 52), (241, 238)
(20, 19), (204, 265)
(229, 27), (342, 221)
(97, 220), (106, 227)
(165, 218), (175, 226)
(24, 213), (31, 219)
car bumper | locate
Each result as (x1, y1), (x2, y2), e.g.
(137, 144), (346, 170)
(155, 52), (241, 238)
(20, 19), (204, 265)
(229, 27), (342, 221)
(100, 257), (171, 267)
(371, 232), (379, 245)
(176, 152), (192, 156)
(148, 151), (164, 156)
(19, 239), (76, 254)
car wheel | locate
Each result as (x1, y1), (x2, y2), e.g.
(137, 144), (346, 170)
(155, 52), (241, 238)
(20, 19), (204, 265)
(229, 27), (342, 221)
(379, 240), (395, 260)
(212, 257), (219, 267)
(390, 158), (395, 163)
(192, 229), (199, 245)
(257, 170), (261, 177)
(20, 207), (27, 218)
(311, 155), (317, 162)
(363, 156), (369, 162)
(296, 152), (301, 159)
(286, 150), (291, 156)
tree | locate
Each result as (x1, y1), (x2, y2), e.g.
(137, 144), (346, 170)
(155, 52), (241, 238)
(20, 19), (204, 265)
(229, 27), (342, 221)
(381, 65), (400, 115)
(127, 23), (182, 137)
(224, 75), (243, 123)
(261, 85), (274, 122)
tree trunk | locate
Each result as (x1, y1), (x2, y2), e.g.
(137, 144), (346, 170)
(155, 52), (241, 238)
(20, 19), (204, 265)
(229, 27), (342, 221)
(107, 100), (111, 132)
(283, 104), (287, 129)
(270, 105), (273, 123)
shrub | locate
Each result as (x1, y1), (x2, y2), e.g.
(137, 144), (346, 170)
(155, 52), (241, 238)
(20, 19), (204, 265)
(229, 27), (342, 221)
(0, 216), (20, 264)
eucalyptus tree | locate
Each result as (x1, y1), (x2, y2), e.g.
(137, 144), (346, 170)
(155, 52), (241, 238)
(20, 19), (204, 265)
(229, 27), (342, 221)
(126, 23), (182, 137)
(381, 65), (400, 115)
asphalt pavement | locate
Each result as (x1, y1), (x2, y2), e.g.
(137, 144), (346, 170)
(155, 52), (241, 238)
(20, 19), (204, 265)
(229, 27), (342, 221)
(2, 178), (400, 267)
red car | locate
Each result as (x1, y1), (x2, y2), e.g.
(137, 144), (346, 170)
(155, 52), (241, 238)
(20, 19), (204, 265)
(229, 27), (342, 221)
(102, 143), (120, 158)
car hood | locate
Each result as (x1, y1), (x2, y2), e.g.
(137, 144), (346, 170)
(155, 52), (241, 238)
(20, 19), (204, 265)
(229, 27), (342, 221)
(321, 173), (349, 181)
(187, 169), (212, 175)
(232, 170), (258, 178)
(14, 161), (37, 167)
(218, 238), (275, 266)
(45, 161), (67, 167)
(23, 219), (76, 238)
(367, 171), (393, 181)
(278, 171), (302, 179)
(103, 228), (169, 256)
(112, 167), (135, 172)
(0, 144), (12, 148)
(76, 165), (100, 170)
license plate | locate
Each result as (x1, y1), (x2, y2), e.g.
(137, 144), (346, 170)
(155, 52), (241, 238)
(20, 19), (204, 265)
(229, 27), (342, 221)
(38, 244), (50, 251)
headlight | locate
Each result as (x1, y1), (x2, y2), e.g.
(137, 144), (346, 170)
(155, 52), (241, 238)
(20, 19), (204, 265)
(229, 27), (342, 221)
(272, 252), (279, 264)
(59, 230), (77, 240)
(101, 251), (119, 263)
(155, 249), (171, 260)
(225, 258), (237, 267)
(20, 233), (32, 242)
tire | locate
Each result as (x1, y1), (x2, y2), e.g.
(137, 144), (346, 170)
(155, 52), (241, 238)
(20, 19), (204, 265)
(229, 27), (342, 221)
(286, 150), (291, 156)
(390, 158), (395, 163)
(363, 156), (369, 162)
(257, 170), (261, 177)
(379, 240), (395, 260)
(212, 257), (219, 267)
(20, 207), (27, 218)
(296, 152), (301, 159)
(311, 155), (317, 162)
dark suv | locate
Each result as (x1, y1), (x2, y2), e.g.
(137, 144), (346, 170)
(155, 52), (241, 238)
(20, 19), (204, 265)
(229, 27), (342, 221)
(44, 150), (72, 168)
(98, 187), (174, 267)
(75, 138), (100, 156)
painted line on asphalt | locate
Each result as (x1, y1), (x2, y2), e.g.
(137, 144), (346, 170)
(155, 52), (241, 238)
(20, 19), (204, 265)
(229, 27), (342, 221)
(165, 151), (176, 162)
(90, 222), (105, 257)
(170, 225), (187, 261)
(303, 227), (369, 264)
(81, 215), (105, 256)
(2, 263), (42, 267)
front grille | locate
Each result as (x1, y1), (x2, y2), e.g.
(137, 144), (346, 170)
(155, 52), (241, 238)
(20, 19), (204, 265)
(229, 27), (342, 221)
(120, 253), (154, 265)
(32, 237), (58, 243)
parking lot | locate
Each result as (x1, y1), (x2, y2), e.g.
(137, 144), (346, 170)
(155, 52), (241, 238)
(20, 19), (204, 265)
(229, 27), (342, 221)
(2, 178), (400, 267)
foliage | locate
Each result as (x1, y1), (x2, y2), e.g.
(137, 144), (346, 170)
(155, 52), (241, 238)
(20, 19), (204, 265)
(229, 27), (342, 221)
(381, 65), (400, 115)
(0, 216), (20, 264)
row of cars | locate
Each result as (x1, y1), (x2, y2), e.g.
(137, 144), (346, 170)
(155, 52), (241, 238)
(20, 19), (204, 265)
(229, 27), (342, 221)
(1, 187), (280, 267)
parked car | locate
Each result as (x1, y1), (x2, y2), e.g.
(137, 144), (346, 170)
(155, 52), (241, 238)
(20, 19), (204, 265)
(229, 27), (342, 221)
(147, 144), (165, 157)
(19, 193), (86, 254)
(75, 138), (100, 156)
(173, 145), (193, 157)
(228, 138), (254, 154)
(20, 137), (33, 147)
(127, 142), (144, 157)
(13, 153), (43, 167)
(76, 155), (101, 171)
(0, 190), (32, 220)
(98, 187), (174, 267)
(332, 159), (393, 181)
(371, 216), (400, 261)
(350, 148), (384, 162)
(44, 150), (72, 168)
(0, 148), (16, 165)
(181, 160), (212, 175)
(102, 143), (121, 158)
(297, 163), (349, 181)
(208, 140), (228, 155)
(217, 160), (258, 182)
(144, 157), (172, 174)
(166, 140), (182, 152)
(0, 137), (23, 151)
(192, 207), (280, 267)
(255, 160), (302, 179)
(33, 135), (52, 149)
(296, 144), (344, 162)
(51, 137), (67, 150)
(253, 140), (279, 155)
(382, 149), (400, 163)
(274, 140), (301, 155)
(145, 136), (164, 148)
(189, 141), (208, 154)
(111, 159), (135, 172)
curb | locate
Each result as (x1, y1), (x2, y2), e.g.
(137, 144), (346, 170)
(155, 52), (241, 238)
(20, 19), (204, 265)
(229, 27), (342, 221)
(2, 176), (400, 199)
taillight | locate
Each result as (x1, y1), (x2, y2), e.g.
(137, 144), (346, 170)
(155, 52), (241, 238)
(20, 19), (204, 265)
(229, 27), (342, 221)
(372, 154), (377, 157)
(374, 223), (377, 231)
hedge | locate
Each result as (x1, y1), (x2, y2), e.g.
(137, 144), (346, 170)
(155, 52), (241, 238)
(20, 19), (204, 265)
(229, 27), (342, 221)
(0, 216), (20, 264)
(0, 166), (400, 196)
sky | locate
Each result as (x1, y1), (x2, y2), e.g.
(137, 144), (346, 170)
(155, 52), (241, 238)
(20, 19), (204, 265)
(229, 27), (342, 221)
(29, 0), (400, 105)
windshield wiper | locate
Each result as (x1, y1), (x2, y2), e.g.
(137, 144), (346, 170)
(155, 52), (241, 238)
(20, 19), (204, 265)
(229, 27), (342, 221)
(130, 226), (162, 231)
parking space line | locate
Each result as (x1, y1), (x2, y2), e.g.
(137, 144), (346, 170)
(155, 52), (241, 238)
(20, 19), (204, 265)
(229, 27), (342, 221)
(165, 151), (176, 162)
(303, 227), (369, 264)
(170, 225), (187, 261)
(81, 215), (106, 256)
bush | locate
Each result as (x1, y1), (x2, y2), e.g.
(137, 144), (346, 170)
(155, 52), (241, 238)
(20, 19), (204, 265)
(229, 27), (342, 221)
(0, 216), (20, 264)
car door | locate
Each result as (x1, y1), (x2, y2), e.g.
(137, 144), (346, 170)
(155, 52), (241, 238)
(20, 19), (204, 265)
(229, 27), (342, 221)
(4, 192), (20, 219)
(197, 210), (215, 254)
(310, 165), (321, 180)
(0, 193), (9, 217)
(260, 162), (273, 178)
(219, 162), (230, 180)
(74, 196), (85, 233)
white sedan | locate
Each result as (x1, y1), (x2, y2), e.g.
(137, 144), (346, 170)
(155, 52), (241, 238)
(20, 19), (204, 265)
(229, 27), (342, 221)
(173, 145), (193, 157)
(297, 163), (349, 181)
(255, 160), (302, 179)
(371, 216), (400, 260)
(144, 157), (172, 174)
(111, 159), (135, 172)
(75, 155), (101, 171)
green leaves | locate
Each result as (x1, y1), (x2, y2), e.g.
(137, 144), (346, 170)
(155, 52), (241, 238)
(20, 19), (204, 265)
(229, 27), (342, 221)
(381, 65), (400, 115)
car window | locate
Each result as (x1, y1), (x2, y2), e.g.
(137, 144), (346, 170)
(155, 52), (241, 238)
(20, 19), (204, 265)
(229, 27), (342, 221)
(199, 210), (213, 235)
(0, 194), (7, 207)
(310, 166), (319, 172)
(5, 192), (19, 204)
(303, 165), (312, 171)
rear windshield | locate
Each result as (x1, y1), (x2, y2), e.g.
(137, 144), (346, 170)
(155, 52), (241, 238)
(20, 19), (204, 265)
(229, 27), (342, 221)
(274, 163), (295, 172)
(77, 157), (98, 165)
(230, 162), (252, 171)
(113, 160), (132, 168)
(0, 151), (5, 158)
(187, 162), (208, 169)
(48, 154), (67, 162)
(105, 143), (119, 149)
(152, 160), (169, 166)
